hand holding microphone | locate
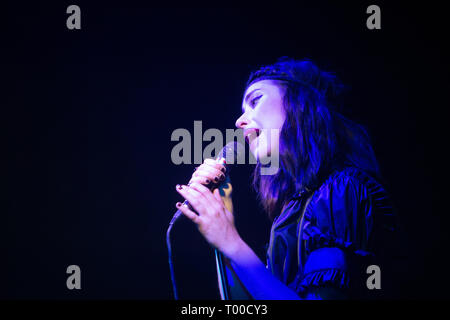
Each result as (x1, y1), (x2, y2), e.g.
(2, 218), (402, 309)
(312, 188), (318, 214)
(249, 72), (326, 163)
(188, 158), (234, 214)
(174, 142), (244, 258)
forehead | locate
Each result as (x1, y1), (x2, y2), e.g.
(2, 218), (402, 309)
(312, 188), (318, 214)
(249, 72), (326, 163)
(241, 80), (283, 112)
(243, 80), (280, 97)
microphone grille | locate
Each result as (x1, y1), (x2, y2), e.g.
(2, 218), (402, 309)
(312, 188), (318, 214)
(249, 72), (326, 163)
(220, 141), (245, 165)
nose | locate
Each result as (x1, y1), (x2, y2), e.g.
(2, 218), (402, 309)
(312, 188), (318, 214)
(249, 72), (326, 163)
(235, 112), (249, 129)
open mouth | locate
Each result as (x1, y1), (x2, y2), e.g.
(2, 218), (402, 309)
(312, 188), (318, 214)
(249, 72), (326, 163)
(244, 128), (260, 144)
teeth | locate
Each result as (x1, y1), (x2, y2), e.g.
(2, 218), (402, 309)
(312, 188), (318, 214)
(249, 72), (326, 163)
(245, 128), (260, 143)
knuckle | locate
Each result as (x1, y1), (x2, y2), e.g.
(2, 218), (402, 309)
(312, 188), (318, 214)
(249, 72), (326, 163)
(200, 171), (214, 182)
(211, 210), (220, 218)
(199, 165), (212, 174)
(194, 183), (208, 193)
(204, 158), (216, 165)
(189, 177), (198, 184)
(189, 196), (199, 206)
(214, 201), (223, 211)
(190, 182), (202, 191)
(195, 168), (209, 178)
(195, 178), (205, 185)
(200, 163), (212, 171)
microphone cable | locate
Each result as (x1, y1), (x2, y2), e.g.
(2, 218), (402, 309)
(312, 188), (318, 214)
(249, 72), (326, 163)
(166, 204), (185, 300)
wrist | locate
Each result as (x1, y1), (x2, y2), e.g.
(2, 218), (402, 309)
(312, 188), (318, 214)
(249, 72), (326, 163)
(222, 236), (246, 261)
(222, 237), (259, 268)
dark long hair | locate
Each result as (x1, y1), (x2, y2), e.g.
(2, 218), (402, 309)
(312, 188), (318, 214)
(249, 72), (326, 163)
(247, 58), (381, 220)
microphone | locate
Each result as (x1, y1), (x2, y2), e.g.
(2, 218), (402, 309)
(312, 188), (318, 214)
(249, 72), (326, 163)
(166, 141), (244, 300)
(169, 141), (244, 225)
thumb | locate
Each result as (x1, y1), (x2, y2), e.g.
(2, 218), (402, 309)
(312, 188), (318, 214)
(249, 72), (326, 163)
(213, 188), (223, 202)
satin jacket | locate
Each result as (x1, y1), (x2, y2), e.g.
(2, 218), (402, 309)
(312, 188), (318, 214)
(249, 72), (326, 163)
(266, 166), (397, 299)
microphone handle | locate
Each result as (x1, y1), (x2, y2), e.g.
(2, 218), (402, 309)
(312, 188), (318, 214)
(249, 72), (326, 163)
(170, 157), (228, 225)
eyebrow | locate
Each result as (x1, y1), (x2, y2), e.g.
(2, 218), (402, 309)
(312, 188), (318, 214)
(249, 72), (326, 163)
(242, 88), (261, 112)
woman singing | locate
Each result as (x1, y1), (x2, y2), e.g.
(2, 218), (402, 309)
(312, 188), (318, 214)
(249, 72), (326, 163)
(175, 58), (397, 299)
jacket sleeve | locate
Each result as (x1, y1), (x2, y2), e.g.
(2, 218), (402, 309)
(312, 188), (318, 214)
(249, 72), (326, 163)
(292, 172), (379, 299)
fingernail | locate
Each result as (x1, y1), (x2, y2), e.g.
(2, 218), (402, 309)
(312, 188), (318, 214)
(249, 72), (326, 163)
(176, 184), (182, 190)
(214, 176), (219, 182)
(221, 167), (226, 173)
(220, 174), (225, 181)
(176, 202), (181, 207)
(205, 179), (211, 183)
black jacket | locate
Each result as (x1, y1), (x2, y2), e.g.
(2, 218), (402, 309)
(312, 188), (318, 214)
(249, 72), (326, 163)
(266, 166), (398, 299)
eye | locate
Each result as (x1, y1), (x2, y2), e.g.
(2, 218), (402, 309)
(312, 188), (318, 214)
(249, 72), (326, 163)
(250, 95), (262, 108)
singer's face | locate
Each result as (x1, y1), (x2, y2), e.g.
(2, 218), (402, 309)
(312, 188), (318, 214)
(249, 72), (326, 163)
(236, 80), (286, 162)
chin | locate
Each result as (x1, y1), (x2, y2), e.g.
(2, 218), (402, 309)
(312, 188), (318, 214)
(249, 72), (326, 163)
(253, 147), (271, 164)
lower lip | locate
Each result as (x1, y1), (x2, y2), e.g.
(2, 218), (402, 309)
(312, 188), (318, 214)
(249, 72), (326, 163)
(249, 136), (258, 150)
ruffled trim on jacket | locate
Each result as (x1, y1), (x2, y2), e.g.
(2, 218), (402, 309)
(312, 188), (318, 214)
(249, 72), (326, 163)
(295, 268), (350, 293)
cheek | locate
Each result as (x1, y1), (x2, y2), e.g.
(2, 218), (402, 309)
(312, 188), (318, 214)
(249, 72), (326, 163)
(255, 109), (285, 130)
(262, 98), (285, 129)
(258, 128), (281, 156)
(273, 103), (286, 129)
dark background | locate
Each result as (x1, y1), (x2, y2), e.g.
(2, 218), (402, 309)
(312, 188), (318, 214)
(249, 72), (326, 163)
(2, 2), (447, 299)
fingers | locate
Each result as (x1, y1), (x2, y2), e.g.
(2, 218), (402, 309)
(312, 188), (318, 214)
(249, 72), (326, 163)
(176, 184), (209, 216)
(189, 175), (211, 185)
(176, 202), (199, 223)
(213, 188), (223, 203)
(192, 167), (225, 184)
(204, 158), (227, 172)
(190, 159), (226, 185)
(176, 183), (223, 218)
(188, 182), (219, 205)
(213, 189), (234, 220)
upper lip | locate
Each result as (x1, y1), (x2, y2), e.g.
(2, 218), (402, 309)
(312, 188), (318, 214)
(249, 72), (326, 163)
(244, 128), (260, 144)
